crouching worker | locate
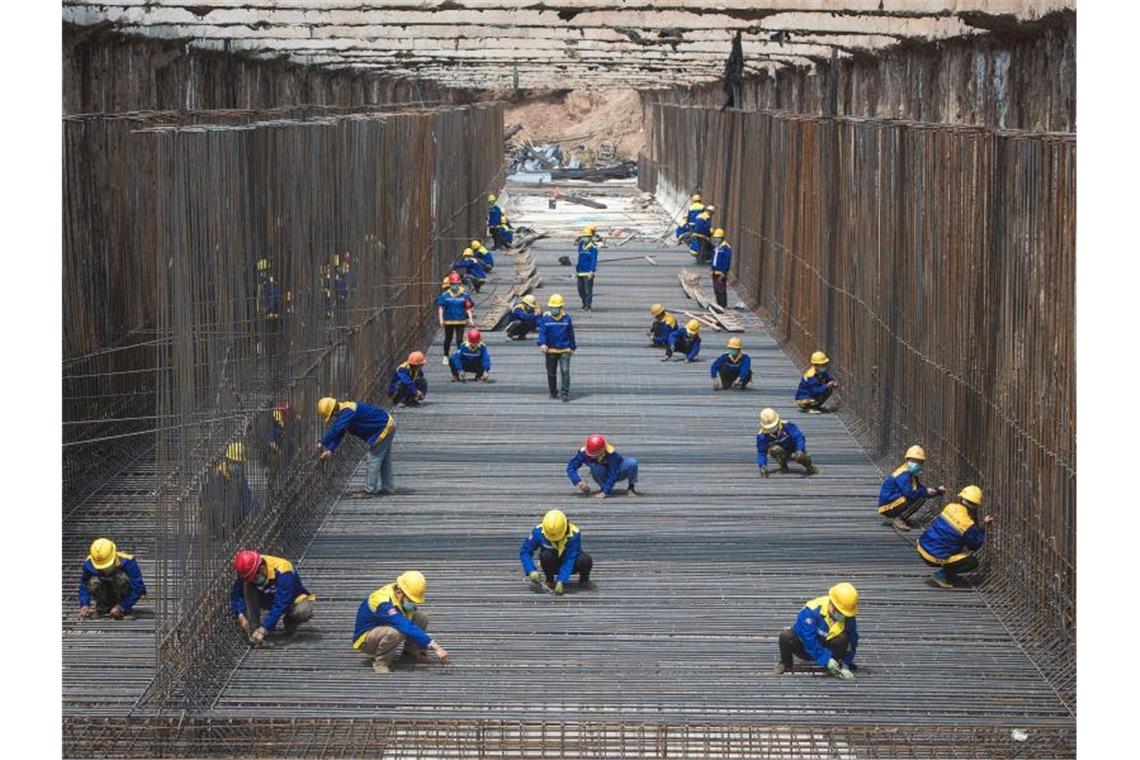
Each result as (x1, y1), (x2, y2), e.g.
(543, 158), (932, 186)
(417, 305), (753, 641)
(711, 337), (752, 390)
(77, 538), (146, 620)
(796, 351), (838, 412)
(388, 351), (427, 407)
(756, 408), (817, 476)
(917, 486), (993, 589)
(231, 550), (315, 645)
(519, 509), (594, 595)
(506, 294), (541, 340)
(878, 445), (946, 530)
(449, 329), (491, 382)
(774, 583), (859, 679)
(647, 303), (677, 348)
(567, 434), (638, 499)
(664, 319), (701, 362)
(353, 571), (449, 674)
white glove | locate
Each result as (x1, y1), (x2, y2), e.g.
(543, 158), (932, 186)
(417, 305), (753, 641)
(838, 666), (855, 681)
(826, 658), (841, 675)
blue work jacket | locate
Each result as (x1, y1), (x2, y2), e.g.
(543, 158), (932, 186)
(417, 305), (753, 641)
(793, 595), (859, 668)
(436, 288), (474, 324)
(711, 242), (732, 274)
(353, 583), (432, 649)
(710, 351), (751, 378)
(538, 312), (577, 352)
(78, 553), (147, 612)
(576, 244), (598, 276)
(795, 367), (834, 401)
(230, 555), (313, 631)
(669, 327), (701, 361)
(507, 303), (541, 329)
(450, 341), (491, 372)
(519, 524), (583, 584)
(566, 446), (626, 495)
(388, 362), (424, 398)
(918, 503), (986, 563)
(320, 402), (395, 453)
(755, 422), (806, 467)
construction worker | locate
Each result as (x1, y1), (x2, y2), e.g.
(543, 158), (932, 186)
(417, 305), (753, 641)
(519, 509), (593, 595)
(505, 294), (541, 340)
(575, 233), (598, 311)
(689, 206), (715, 264)
(452, 247), (488, 292)
(449, 329), (491, 382)
(796, 351), (838, 412)
(537, 294), (576, 402)
(647, 303), (678, 348)
(388, 351), (428, 407)
(471, 238), (495, 272)
(267, 401), (295, 455)
(231, 550), (315, 645)
(756, 408), (817, 476)
(774, 583), (859, 679)
(710, 228), (732, 307)
(487, 194), (513, 250)
(77, 538), (146, 620)
(576, 225), (597, 254)
(204, 442), (255, 538)
(710, 337), (752, 389)
(878, 445), (946, 530)
(353, 571), (450, 674)
(917, 486), (993, 588)
(664, 319), (702, 362)
(436, 272), (475, 362)
(566, 434), (639, 499)
(675, 193), (704, 240)
(317, 397), (396, 498)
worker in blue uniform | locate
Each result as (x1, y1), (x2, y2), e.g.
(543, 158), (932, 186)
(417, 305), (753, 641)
(710, 228), (732, 307)
(575, 233), (599, 311)
(505, 294), (541, 340)
(566, 434), (638, 499)
(317, 397), (397, 497)
(538, 294), (576, 402)
(774, 583), (859, 679)
(576, 225), (597, 253)
(796, 351), (838, 412)
(77, 538), (146, 620)
(519, 509), (594, 595)
(388, 351), (428, 407)
(204, 442), (255, 539)
(689, 206), (715, 264)
(436, 272), (475, 360)
(664, 319), (702, 362)
(675, 193), (704, 240)
(917, 486), (993, 588)
(452, 247), (488, 292)
(470, 238), (494, 272)
(648, 303), (678, 348)
(449, 329), (491, 382)
(878, 445), (946, 530)
(487, 194), (514, 249)
(710, 336), (752, 389)
(231, 550), (315, 644)
(353, 571), (450, 674)
(756, 408), (817, 476)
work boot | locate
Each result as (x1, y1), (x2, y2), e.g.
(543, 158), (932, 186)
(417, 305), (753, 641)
(892, 517), (912, 531)
(371, 658), (392, 675)
(349, 490), (377, 500)
(626, 485), (638, 497)
(578, 579), (596, 590)
(561, 390), (569, 402)
(284, 618), (299, 636)
(930, 570), (954, 589)
(549, 391), (558, 400)
(773, 662), (791, 675)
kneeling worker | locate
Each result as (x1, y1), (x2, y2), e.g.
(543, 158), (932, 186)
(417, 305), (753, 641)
(878, 445), (946, 530)
(505, 294), (541, 340)
(449, 328), (491, 382)
(774, 583), (859, 679)
(756, 408), (817, 476)
(917, 486), (993, 589)
(519, 509), (593, 595)
(231, 550), (315, 644)
(77, 538), (147, 620)
(648, 303), (677, 348)
(388, 350), (427, 406)
(796, 351), (838, 412)
(710, 337), (752, 390)
(471, 238), (494, 272)
(566, 434), (638, 499)
(353, 571), (449, 674)
(664, 319), (701, 362)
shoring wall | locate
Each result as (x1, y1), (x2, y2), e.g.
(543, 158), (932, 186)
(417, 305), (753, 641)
(640, 103), (1075, 711)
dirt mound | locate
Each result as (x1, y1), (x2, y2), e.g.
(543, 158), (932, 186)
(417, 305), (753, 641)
(504, 89), (645, 162)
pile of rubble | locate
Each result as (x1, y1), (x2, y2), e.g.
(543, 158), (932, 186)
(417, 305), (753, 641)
(505, 125), (636, 182)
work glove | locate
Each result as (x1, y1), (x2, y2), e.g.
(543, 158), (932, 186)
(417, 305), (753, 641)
(554, 582), (565, 596)
(826, 658), (841, 675)
(527, 571), (543, 585)
(838, 666), (855, 681)
(577, 482), (591, 494)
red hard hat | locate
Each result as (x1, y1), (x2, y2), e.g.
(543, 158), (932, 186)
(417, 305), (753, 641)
(467, 329), (482, 344)
(234, 550), (262, 581)
(585, 434), (607, 456)
(448, 272), (462, 284)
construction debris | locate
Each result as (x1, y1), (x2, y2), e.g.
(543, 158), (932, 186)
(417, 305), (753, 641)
(678, 268), (745, 331)
(476, 233), (547, 332)
(563, 194), (608, 209)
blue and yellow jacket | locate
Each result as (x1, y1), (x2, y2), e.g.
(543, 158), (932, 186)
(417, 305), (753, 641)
(353, 582), (432, 649)
(650, 311), (678, 343)
(566, 444), (626, 495)
(488, 204), (510, 229)
(78, 552), (147, 611)
(795, 367), (834, 401)
(918, 503), (986, 564)
(755, 421), (806, 467)
(711, 242), (732, 275)
(669, 326), (701, 360)
(387, 362), (423, 398)
(878, 464), (928, 514)
(436, 288), (474, 324)
(453, 257), (487, 280)
(519, 523), (583, 584)
(506, 302), (541, 329)
(691, 211), (713, 239)
(320, 401), (395, 453)
(710, 350), (750, 378)
(538, 312), (577, 352)
(230, 555), (314, 631)
(258, 278), (284, 319)
(793, 595), (858, 668)
(474, 244), (495, 269)
(576, 243), (598, 277)
(450, 340), (491, 372)
(576, 235), (594, 255)
(685, 202), (705, 229)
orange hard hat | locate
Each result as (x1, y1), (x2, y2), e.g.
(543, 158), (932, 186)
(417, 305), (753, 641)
(407, 351), (426, 366)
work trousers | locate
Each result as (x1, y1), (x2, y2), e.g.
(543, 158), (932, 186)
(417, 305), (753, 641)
(538, 548), (593, 585)
(717, 366), (753, 388)
(506, 320), (535, 340)
(693, 237), (711, 264)
(797, 387), (834, 409)
(768, 445), (812, 472)
(880, 496), (927, 521)
(86, 572), (133, 615)
(491, 226), (508, 250)
(712, 272), (728, 307)
(242, 583), (314, 632)
(390, 376), (427, 406)
(442, 324), (466, 356)
(545, 352), (571, 396)
(363, 432), (396, 494)
(667, 334), (695, 359)
(921, 552), (980, 578)
(589, 457), (639, 492)
(778, 628), (850, 668)
(577, 275), (595, 309)
(451, 356), (485, 380)
(359, 612), (430, 665)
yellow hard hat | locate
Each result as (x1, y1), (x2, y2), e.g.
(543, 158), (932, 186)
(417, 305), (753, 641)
(522, 294), (537, 307)
(256, 258), (270, 272)
(317, 397), (338, 422)
(829, 582), (859, 617)
(225, 442), (246, 463)
(89, 538), (118, 571)
(396, 570), (427, 604)
(904, 445), (926, 462)
(727, 337), (742, 350)
(958, 485), (984, 507)
(686, 319), (701, 333)
(712, 228), (726, 238)
(462, 247), (475, 258)
(810, 350), (830, 365)
(649, 303), (665, 316)
(541, 509), (569, 542)
(582, 226), (596, 236)
(470, 239), (482, 248)
(548, 294), (565, 308)
(692, 193), (702, 202)
(759, 407), (781, 432)
(487, 194), (496, 202)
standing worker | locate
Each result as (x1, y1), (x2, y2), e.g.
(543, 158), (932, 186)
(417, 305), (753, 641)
(353, 571), (450, 674)
(231, 550), (315, 645)
(436, 273), (475, 364)
(756, 408), (818, 477)
(773, 583), (859, 679)
(317, 397), (396, 498)
(537, 294), (577, 402)
(647, 303), (678, 348)
(664, 319), (702, 362)
(77, 538), (146, 620)
(710, 337), (752, 390)
(519, 509), (594, 595)
(878, 445), (947, 530)
(917, 486), (993, 588)
(388, 351), (428, 407)
(566, 434), (639, 499)
(575, 233), (599, 311)
(505, 294), (542, 341)
(471, 238), (494, 272)
(796, 351), (838, 412)
(689, 206), (715, 264)
(710, 228), (732, 308)
(449, 329), (492, 382)
(576, 225), (597, 254)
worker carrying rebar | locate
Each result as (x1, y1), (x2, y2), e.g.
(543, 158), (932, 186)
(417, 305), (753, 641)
(231, 550), (315, 645)
(520, 509), (594, 595)
(487, 194), (514, 250)
(204, 442), (254, 539)
(878, 445), (946, 531)
(710, 337), (752, 390)
(917, 486), (993, 589)
(317, 397), (396, 498)
(664, 319), (702, 362)
(647, 303), (678, 348)
(575, 232), (599, 311)
(675, 193), (704, 240)
(353, 571), (449, 674)
(690, 206), (716, 264)
(710, 229), (732, 308)
(449, 329), (491, 382)
(470, 238), (495, 272)
(77, 538), (146, 620)
(388, 351), (428, 407)
(505, 294), (541, 340)
(774, 583), (859, 679)
(436, 273), (475, 362)
(756, 408), (818, 476)
(566, 434), (639, 499)
(538, 294), (577, 402)
(795, 351), (838, 412)
(452, 248), (488, 292)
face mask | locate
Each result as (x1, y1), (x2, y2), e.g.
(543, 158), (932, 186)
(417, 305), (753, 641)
(551, 307), (562, 316)
(402, 600), (418, 612)
(253, 573), (267, 586)
(907, 461), (922, 474)
(831, 608), (845, 622)
(449, 285), (460, 294)
(729, 349), (740, 358)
